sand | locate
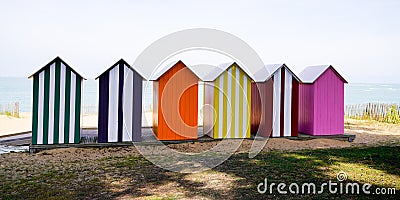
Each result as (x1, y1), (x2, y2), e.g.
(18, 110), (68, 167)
(345, 117), (400, 145)
(0, 112), (33, 136)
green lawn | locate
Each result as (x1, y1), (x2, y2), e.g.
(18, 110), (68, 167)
(1, 145), (399, 199)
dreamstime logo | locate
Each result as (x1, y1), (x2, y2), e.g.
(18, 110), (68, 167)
(122, 28), (273, 173)
(257, 172), (396, 195)
(336, 171), (347, 182)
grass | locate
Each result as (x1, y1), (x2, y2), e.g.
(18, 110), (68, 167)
(0, 111), (17, 117)
(0, 145), (399, 199)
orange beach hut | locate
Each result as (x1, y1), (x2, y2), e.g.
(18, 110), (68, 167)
(151, 61), (200, 140)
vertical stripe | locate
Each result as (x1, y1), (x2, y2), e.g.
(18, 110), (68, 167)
(243, 76), (248, 138)
(58, 64), (66, 144)
(218, 75), (224, 139)
(203, 82), (212, 138)
(272, 71), (281, 137)
(246, 75), (251, 138)
(53, 61), (61, 144)
(284, 69), (292, 137)
(64, 67), (71, 143)
(108, 66), (119, 142)
(117, 63), (124, 142)
(42, 67), (50, 144)
(291, 79), (299, 137)
(222, 71), (228, 138)
(204, 83), (209, 136)
(227, 68), (232, 138)
(234, 67), (240, 138)
(238, 71), (244, 138)
(98, 71), (109, 143)
(265, 79), (274, 138)
(132, 71), (143, 142)
(48, 64), (55, 144)
(32, 74), (39, 144)
(123, 65), (134, 142)
(231, 67), (237, 138)
(213, 79), (219, 138)
(37, 72), (44, 144)
(74, 76), (81, 143)
(69, 73), (76, 143)
(280, 68), (285, 137)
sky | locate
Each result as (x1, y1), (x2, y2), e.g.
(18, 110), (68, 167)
(0, 0), (399, 83)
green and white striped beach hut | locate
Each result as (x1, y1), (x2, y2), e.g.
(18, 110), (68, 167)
(29, 57), (85, 145)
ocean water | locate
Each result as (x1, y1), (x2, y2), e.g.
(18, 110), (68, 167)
(0, 77), (399, 112)
(344, 83), (400, 105)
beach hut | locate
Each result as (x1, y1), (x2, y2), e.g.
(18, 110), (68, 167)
(252, 64), (300, 137)
(151, 60), (199, 140)
(250, 66), (273, 137)
(29, 57), (85, 145)
(96, 59), (144, 143)
(298, 65), (348, 136)
(203, 62), (252, 139)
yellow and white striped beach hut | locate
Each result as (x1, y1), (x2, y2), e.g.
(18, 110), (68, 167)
(29, 57), (85, 145)
(203, 62), (253, 139)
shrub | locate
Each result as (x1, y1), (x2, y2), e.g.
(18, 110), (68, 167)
(383, 105), (400, 124)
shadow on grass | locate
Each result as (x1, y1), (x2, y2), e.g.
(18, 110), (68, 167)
(212, 145), (400, 199)
(1, 145), (399, 199)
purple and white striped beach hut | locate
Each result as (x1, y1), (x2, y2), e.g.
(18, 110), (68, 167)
(96, 59), (144, 142)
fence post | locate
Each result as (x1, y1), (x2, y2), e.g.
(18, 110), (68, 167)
(14, 102), (19, 117)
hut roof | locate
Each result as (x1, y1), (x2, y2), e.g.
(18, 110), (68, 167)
(202, 62), (232, 82)
(202, 62), (254, 82)
(253, 64), (301, 82)
(28, 57), (86, 79)
(299, 65), (348, 84)
(266, 64), (301, 82)
(149, 60), (200, 81)
(95, 59), (146, 80)
(253, 65), (272, 82)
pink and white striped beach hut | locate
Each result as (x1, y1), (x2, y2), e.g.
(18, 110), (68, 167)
(298, 65), (348, 136)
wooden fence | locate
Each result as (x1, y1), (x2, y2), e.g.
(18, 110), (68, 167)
(0, 102), (19, 117)
(345, 103), (400, 123)
(82, 104), (98, 114)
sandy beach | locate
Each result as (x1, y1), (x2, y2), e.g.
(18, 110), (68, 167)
(0, 113), (32, 136)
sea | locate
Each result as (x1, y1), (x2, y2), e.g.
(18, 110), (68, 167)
(1, 77), (400, 112)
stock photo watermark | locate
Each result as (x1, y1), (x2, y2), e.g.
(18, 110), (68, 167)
(257, 172), (396, 195)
